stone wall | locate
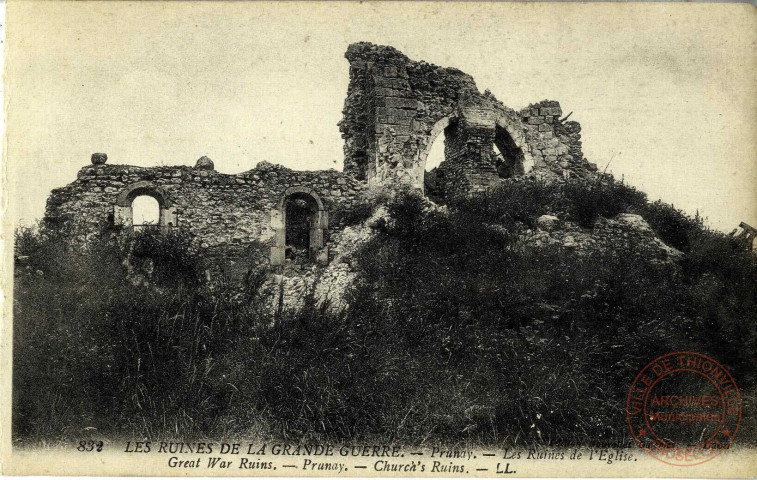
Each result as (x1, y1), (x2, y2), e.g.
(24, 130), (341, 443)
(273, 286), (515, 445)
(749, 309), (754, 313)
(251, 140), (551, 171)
(339, 42), (596, 197)
(44, 158), (365, 280)
(519, 100), (595, 178)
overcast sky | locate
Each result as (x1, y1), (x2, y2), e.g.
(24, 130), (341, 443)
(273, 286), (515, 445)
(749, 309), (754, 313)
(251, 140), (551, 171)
(6, 2), (756, 231)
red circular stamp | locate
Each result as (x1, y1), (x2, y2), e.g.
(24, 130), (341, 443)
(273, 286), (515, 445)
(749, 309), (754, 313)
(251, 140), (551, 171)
(626, 351), (742, 466)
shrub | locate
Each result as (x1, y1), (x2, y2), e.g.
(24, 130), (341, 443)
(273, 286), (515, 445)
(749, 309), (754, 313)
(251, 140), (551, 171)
(562, 175), (647, 227)
(331, 200), (374, 227)
(14, 225), (43, 259)
(325, 191), (755, 445)
(336, 194), (702, 444)
(14, 229), (130, 441)
(384, 190), (429, 242)
(451, 175), (646, 229)
(637, 201), (702, 251)
(452, 178), (560, 227)
(129, 227), (199, 287)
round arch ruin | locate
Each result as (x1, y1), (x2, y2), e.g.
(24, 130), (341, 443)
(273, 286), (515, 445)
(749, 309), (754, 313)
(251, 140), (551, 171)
(415, 116), (455, 193)
(495, 116), (534, 175)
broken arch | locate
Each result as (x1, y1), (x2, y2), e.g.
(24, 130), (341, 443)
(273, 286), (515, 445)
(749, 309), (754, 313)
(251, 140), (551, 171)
(418, 115), (534, 197)
(495, 116), (534, 175)
(420, 116), (455, 198)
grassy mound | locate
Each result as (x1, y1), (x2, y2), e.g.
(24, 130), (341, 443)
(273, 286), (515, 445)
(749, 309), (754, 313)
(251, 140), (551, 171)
(13, 177), (757, 446)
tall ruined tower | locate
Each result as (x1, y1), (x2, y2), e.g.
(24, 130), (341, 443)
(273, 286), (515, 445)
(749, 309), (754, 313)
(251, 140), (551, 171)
(339, 43), (594, 197)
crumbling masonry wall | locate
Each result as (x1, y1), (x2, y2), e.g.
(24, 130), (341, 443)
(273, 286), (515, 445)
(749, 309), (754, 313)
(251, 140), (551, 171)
(339, 43), (596, 196)
(44, 160), (365, 279)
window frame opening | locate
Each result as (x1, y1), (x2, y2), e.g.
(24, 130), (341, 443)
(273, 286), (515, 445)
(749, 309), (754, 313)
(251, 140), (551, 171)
(114, 181), (177, 233)
(131, 194), (162, 232)
(270, 186), (328, 267)
(284, 193), (319, 264)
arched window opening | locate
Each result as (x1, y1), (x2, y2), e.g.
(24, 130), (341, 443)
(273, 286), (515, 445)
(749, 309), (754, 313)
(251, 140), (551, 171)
(494, 126), (526, 179)
(271, 185), (329, 266)
(270, 187), (328, 267)
(132, 195), (160, 231)
(285, 194), (317, 264)
(115, 182), (176, 232)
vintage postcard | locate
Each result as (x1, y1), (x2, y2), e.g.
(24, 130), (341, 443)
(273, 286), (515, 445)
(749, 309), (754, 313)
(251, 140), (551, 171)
(1, 1), (756, 477)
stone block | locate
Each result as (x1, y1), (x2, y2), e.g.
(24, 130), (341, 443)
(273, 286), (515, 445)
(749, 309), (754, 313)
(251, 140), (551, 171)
(113, 205), (131, 226)
(383, 97), (419, 109)
(316, 247), (329, 265)
(374, 77), (410, 89)
(391, 117), (413, 126)
(536, 215), (560, 231)
(386, 107), (416, 120)
(270, 246), (285, 266)
(317, 210), (329, 229)
(195, 156), (214, 170)
(270, 209), (284, 230)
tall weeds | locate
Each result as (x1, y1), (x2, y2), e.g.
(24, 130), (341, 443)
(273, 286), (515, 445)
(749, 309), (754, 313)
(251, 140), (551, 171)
(13, 180), (757, 446)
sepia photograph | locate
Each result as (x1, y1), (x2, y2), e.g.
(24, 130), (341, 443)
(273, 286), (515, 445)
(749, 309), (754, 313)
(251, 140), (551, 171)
(1, 1), (756, 476)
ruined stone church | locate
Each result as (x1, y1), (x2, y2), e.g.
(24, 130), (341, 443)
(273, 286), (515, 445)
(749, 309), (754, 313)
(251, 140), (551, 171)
(44, 43), (598, 280)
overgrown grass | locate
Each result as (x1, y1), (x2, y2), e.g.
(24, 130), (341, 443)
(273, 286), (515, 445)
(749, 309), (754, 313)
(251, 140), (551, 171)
(12, 181), (757, 447)
(13, 228), (271, 441)
(453, 175), (746, 257)
(330, 189), (389, 227)
(339, 193), (756, 445)
(452, 175), (648, 229)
